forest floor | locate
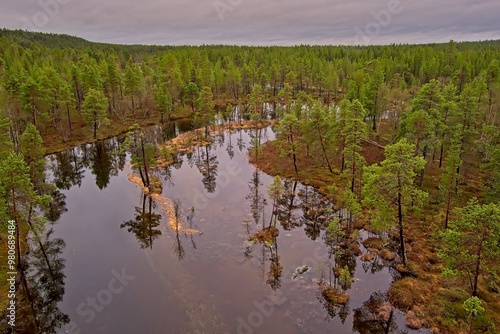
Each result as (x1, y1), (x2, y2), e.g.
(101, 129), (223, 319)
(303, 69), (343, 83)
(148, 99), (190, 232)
(250, 129), (499, 334)
(39, 106), (193, 154)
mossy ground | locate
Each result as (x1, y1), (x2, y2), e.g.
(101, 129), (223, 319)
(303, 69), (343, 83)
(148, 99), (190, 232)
(251, 133), (499, 333)
(40, 106), (193, 154)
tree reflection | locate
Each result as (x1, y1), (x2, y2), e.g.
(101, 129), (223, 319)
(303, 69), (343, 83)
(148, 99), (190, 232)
(89, 140), (116, 190)
(248, 128), (262, 161)
(49, 148), (84, 190)
(226, 131), (235, 159)
(276, 180), (301, 230)
(171, 200), (199, 261)
(246, 168), (266, 226)
(323, 219), (358, 295)
(299, 186), (332, 240)
(316, 257), (351, 323)
(237, 130), (246, 152)
(195, 145), (219, 193)
(160, 122), (177, 143)
(352, 292), (398, 334)
(121, 194), (162, 249)
(361, 253), (386, 275)
(6, 229), (69, 334)
(245, 232), (283, 292)
(319, 294), (351, 324)
(43, 189), (67, 223)
(172, 199), (185, 261)
(265, 238), (282, 291)
(244, 171), (282, 291)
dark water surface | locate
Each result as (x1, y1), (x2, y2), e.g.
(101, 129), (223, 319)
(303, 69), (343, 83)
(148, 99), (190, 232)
(31, 119), (429, 334)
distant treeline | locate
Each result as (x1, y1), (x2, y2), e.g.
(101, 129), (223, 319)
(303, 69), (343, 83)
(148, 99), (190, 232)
(0, 28), (499, 142)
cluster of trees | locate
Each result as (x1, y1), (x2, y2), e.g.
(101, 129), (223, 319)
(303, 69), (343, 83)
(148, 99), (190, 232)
(252, 47), (499, 334)
(1, 30), (499, 145)
(1, 29), (499, 332)
(0, 119), (69, 333)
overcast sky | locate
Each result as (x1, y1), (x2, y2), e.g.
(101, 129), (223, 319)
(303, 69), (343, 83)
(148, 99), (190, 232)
(1, 0), (499, 46)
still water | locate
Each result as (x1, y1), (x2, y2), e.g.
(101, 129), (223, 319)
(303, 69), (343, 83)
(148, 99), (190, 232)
(24, 119), (428, 333)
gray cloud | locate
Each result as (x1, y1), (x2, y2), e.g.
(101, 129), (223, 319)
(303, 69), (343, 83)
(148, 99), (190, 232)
(1, 0), (499, 45)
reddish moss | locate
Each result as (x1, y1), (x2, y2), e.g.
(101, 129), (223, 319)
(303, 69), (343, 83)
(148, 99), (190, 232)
(322, 288), (349, 305)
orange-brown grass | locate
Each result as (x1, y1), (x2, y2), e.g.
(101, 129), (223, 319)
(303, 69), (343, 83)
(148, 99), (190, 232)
(250, 141), (340, 199)
(321, 288), (350, 305)
(157, 119), (276, 167)
(40, 107), (193, 154)
(127, 174), (200, 235)
(251, 133), (499, 333)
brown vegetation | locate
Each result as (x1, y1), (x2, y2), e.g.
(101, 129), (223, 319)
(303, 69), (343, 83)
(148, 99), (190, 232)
(252, 134), (500, 333)
(322, 288), (350, 305)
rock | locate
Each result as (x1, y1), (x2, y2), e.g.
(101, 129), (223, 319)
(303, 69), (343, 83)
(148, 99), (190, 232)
(292, 265), (310, 279)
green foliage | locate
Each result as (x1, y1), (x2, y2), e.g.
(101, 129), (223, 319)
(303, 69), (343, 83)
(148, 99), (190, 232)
(482, 136), (500, 203)
(267, 176), (283, 199)
(362, 139), (428, 264)
(196, 86), (215, 138)
(463, 296), (486, 333)
(301, 102), (336, 173)
(124, 59), (143, 109)
(0, 151), (50, 224)
(339, 186), (362, 223)
(439, 133), (463, 227)
(340, 99), (368, 194)
(0, 117), (13, 155)
(339, 265), (352, 290)
(399, 80), (443, 160)
(120, 124), (157, 189)
(275, 113), (301, 173)
(82, 88), (108, 138)
(20, 123), (46, 181)
(463, 296), (485, 318)
(183, 82), (200, 112)
(153, 86), (173, 122)
(363, 139), (428, 230)
(439, 199), (500, 297)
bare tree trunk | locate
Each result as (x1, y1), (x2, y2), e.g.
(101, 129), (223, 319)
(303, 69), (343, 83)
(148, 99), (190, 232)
(397, 175), (407, 265)
(141, 138), (151, 189)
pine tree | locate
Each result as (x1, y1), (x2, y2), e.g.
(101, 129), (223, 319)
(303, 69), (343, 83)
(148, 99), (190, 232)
(302, 102), (335, 173)
(19, 123), (46, 189)
(362, 139), (428, 265)
(196, 86), (215, 139)
(440, 199), (500, 297)
(439, 134), (463, 228)
(82, 88), (108, 139)
(341, 99), (368, 195)
(183, 82), (200, 113)
(275, 113), (301, 174)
